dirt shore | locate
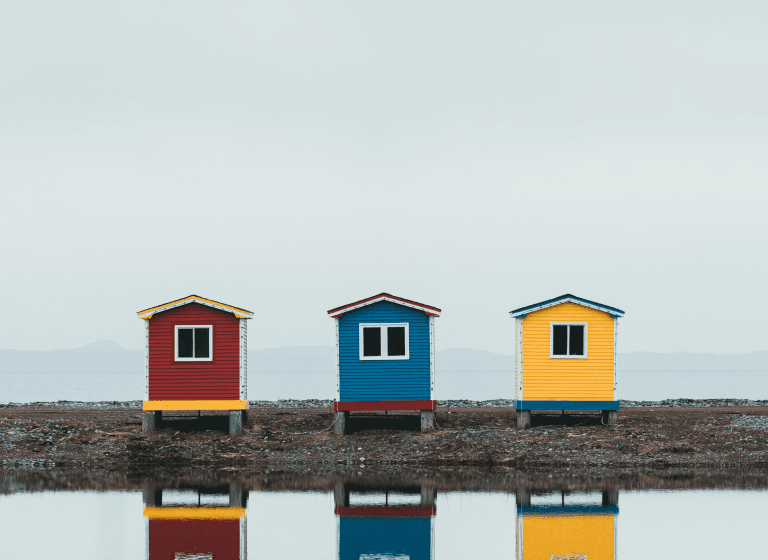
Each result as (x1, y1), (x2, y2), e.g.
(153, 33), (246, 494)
(1, 405), (767, 471)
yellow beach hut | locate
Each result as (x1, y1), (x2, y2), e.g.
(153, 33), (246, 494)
(509, 294), (624, 429)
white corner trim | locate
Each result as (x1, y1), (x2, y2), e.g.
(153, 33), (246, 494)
(549, 322), (589, 359)
(329, 296), (440, 318)
(239, 319), (247, 401)
(174, 325), (214, 362)
(517, 318), (523, 401)
(429, 315), (435, 400)
(358, 323), (410, 360)
(509, 297), (624, 318)
(335, 318), (341, 401)
(614, 317), (618, 400)
(145, 319), (150, 401)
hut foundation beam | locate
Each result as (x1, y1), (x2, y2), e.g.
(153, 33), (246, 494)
(229, 411), (243, 436)
(602, 410), (619, 425)
(334, 411), (348, 435)
(516, 410), (531, 430)
(420, 411), (435, 432)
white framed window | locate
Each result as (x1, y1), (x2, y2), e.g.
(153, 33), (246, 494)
(359, 323), (409, 360)
(550, 323), (587, 359)
(175, 325), (213, 361)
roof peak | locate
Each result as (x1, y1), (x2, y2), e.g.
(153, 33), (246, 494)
(137, 295), (253, 319)
(509, 294), (624, 318)
(328, 293), (441, 317)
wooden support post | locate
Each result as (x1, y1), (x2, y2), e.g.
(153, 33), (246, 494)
(141, 481), (157, 507)
(420, 487), (437, 507)
(333, 483), (345, 507)
(420, 411), (435, 431)
(229, 482), (244, 507)
(516, 410), (531, 430)
(334, 411), (348, 435)
(142, 411), (158, 433)
(602, 488), (619, 507)
(229, 411), (243, 436)
(515, 485), (531, 507)
(602, 410), (619, 425)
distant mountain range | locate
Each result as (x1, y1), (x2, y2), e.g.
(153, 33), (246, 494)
(0, 341), (767, 372)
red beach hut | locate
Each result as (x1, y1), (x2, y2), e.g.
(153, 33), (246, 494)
(137, 295), (253, 435)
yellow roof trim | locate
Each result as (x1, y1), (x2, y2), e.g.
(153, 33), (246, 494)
(136, 295), (253, 319)
(143, 507), (245, 520)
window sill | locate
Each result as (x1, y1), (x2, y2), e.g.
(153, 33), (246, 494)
(174, 358), (214, 362)
(550, 355), (588, 359)
(359, 356), (410, 361)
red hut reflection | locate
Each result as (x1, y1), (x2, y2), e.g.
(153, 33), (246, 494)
(142, 482), (247, 560)
(334, 482), (436, 560)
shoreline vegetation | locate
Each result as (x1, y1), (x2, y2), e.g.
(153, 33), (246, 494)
(1, 400), (767, 472)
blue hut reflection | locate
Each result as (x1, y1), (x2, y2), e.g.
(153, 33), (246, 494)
(515, 486), (618, 560)
(142, 481), (247, 560)
(335, 482), (436, 560)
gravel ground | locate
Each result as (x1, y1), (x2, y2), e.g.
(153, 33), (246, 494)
(3, 398), (767, 410)
(1, 405), (767, 471)
(729, 415), (768, 430)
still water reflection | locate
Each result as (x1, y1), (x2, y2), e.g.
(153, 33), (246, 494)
(0, 471), (766, 559)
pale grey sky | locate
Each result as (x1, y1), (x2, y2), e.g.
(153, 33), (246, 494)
(1, 1), (766, 354)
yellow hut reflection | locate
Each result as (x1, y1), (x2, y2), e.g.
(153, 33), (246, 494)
(142, 481), (247, 560)
(515, 488), (618, 560)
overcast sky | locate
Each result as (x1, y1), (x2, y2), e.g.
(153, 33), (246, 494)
(1, 1), (766, 355)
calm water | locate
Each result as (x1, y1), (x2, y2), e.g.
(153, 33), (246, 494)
(1, 370), (767, 403)
(0, 472), (765, 559)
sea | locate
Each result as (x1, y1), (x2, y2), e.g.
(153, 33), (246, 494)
(0, 370), (766, 403)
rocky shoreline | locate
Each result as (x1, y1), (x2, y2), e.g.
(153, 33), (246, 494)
(1, 401), (767, 472)
(2, 397), (767, 410)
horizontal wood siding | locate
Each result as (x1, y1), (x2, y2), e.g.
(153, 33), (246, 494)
(338, 302), (430, 401)
(148, 303), (240, 400)
(522, 302), (614, 401)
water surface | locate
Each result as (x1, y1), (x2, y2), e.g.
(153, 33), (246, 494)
(0, 471), (765, 559)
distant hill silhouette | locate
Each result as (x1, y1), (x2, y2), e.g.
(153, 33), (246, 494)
(1, 342), (766, 372)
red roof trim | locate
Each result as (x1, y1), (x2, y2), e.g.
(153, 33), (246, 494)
(327, 293), (441, 316)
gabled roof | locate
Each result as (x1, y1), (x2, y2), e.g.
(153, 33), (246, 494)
(328, 293), (441, 318)
(137, 295), (254, 320)
(509, 294), (624, 318)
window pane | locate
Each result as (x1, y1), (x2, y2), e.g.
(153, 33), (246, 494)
(388, 327), (406, 356)
(363, 327), (381, 357)
(552, 325), (568, 355)
(195, 328), (210, 358)
(569, 325), (584, 355)
(178, 329), (193, 358)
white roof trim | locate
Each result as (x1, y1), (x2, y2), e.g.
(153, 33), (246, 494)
(509, 297), (624, 318)
(328, 296), (441, 318)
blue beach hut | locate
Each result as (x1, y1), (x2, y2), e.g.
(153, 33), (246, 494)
(334, 481), (436, 560)
(327, 293), (441, 434)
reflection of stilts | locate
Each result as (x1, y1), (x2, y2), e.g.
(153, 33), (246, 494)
(142, 481), (248, 560)
(515, 484), (618, 560)
(334, 482), (436, 560)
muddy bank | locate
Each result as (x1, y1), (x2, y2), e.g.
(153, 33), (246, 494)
(4, 398), (767, 410)
(1, 404), (767, 471)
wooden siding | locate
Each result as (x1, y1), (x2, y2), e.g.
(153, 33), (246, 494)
(149, 519), (241, 560)
(520, 515), (614, 560)
(521, 302), (615, 401)
(148, 303), (240, 400)
(338, 301), (431, 401)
